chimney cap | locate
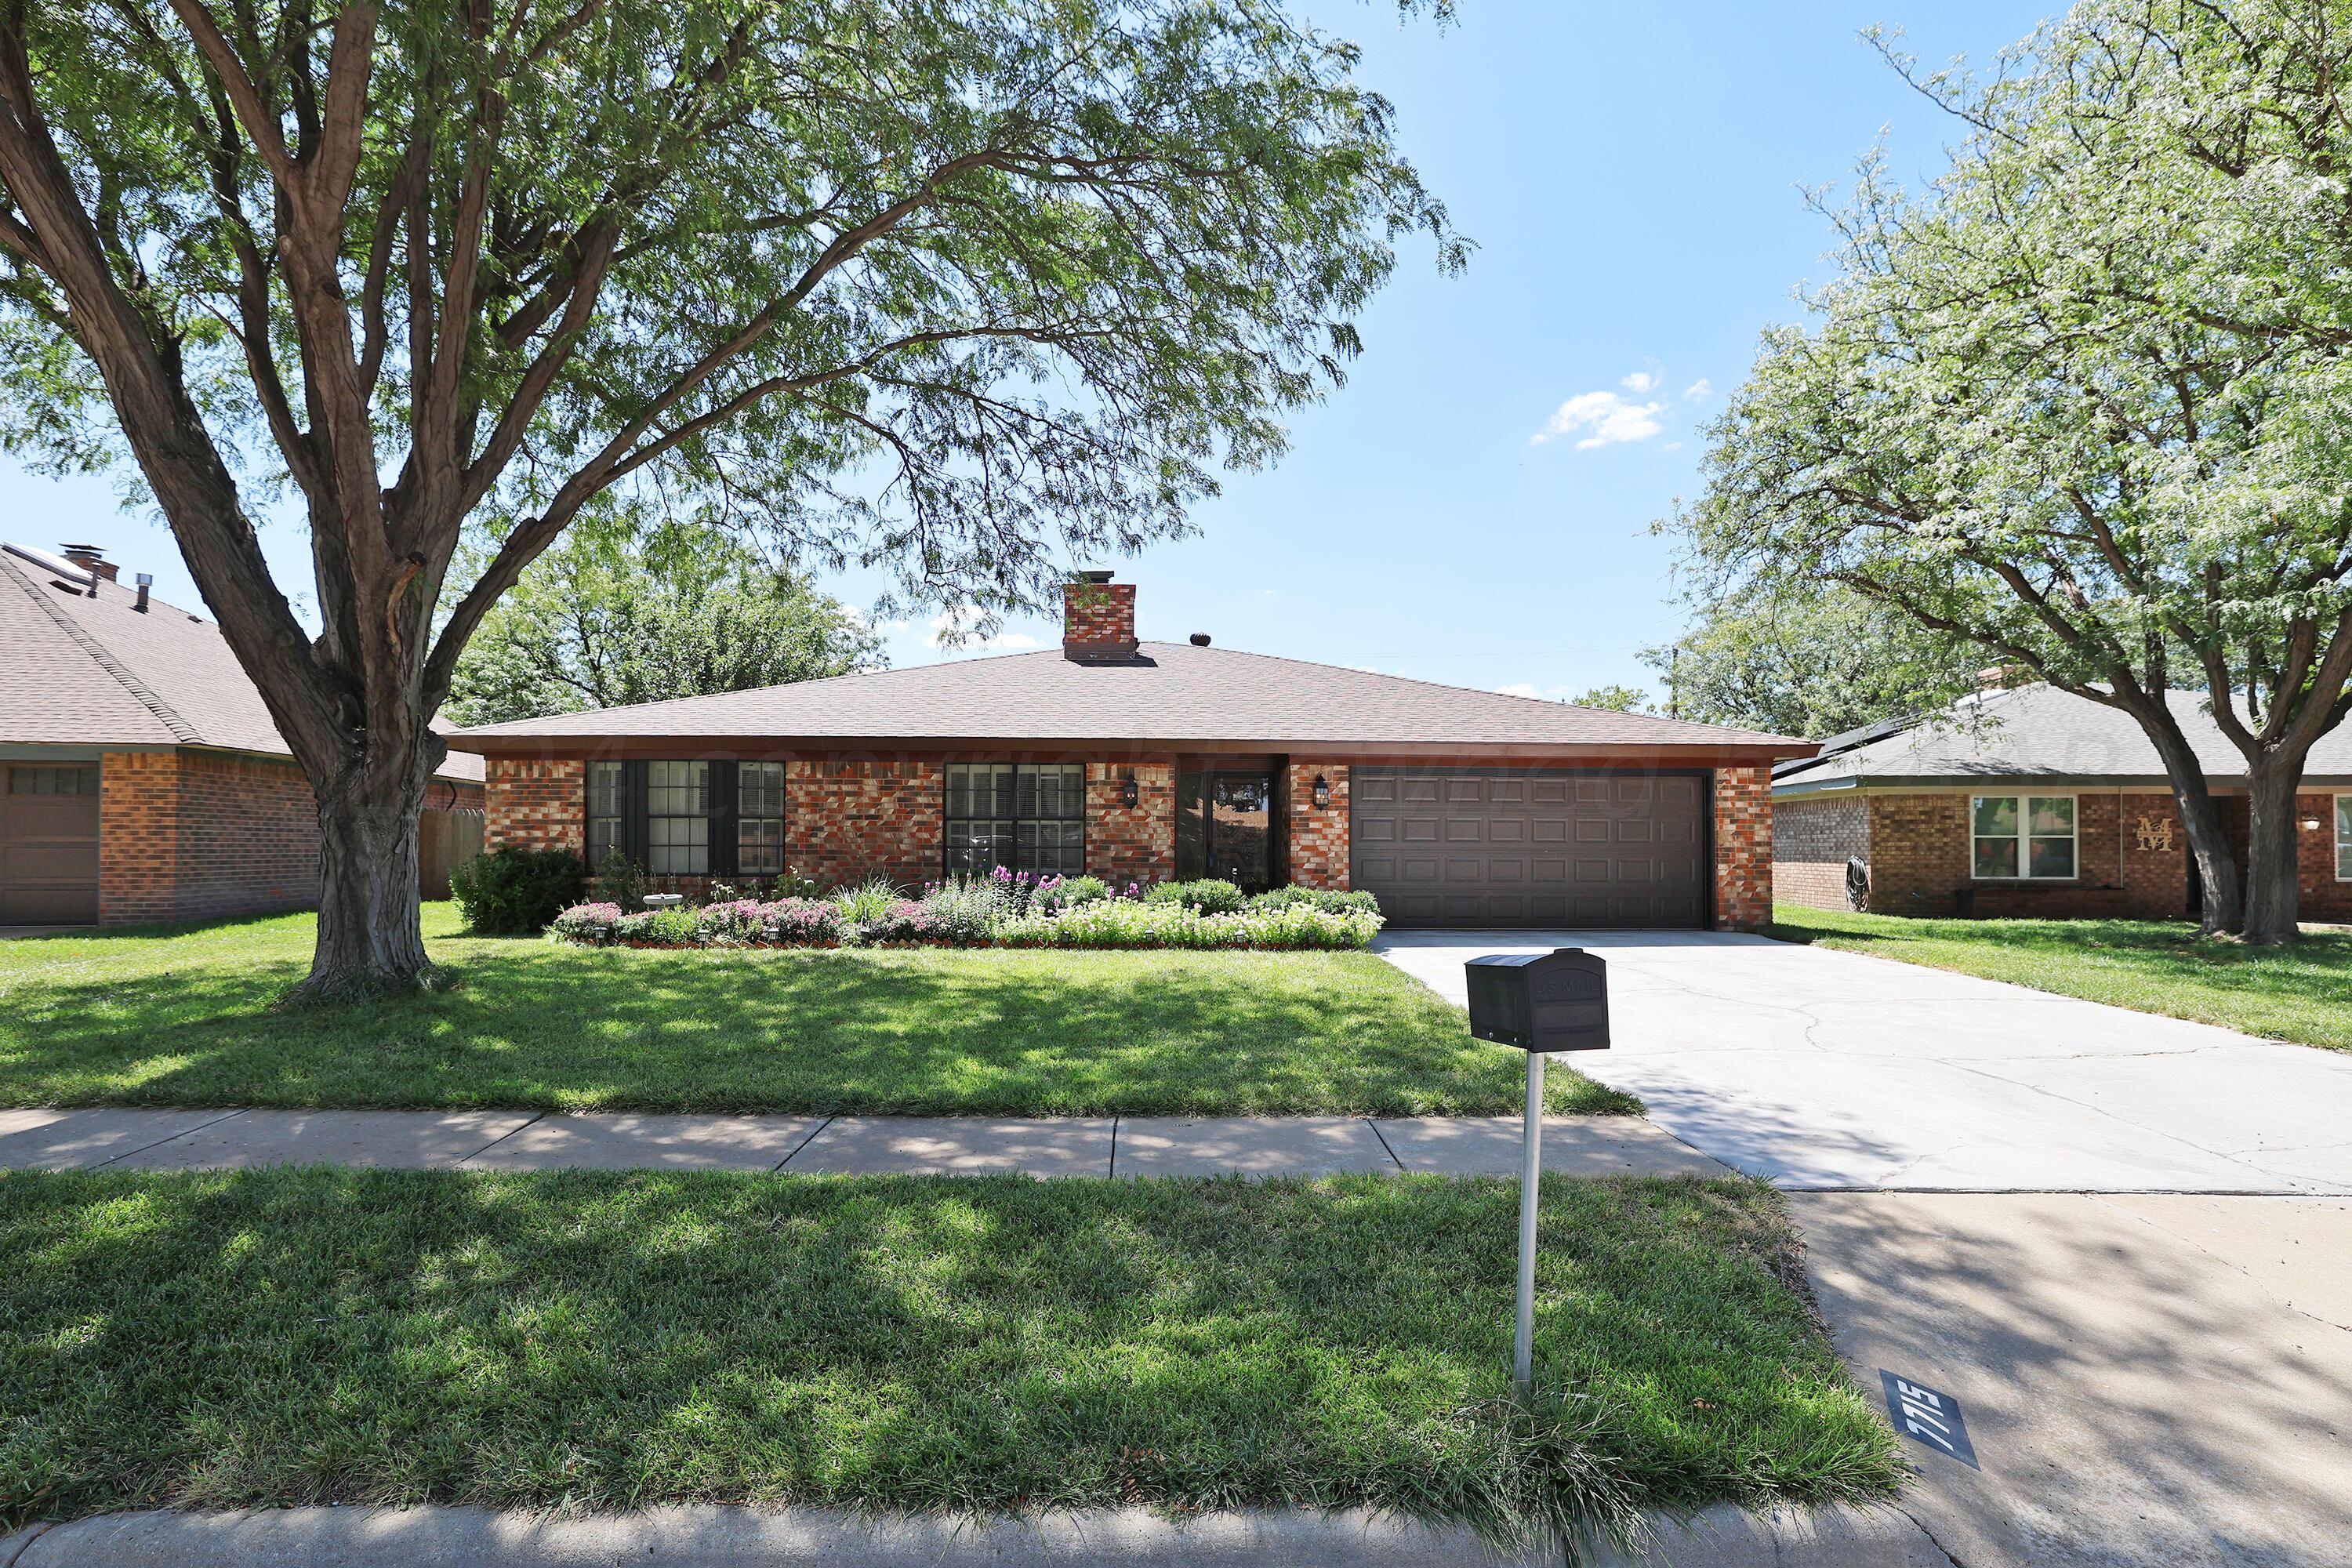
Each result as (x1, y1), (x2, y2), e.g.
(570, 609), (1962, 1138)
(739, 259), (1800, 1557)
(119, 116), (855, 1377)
(59, 543), (104, 559)
(1189, 633), (1210, 647)
(1076, 568), (1116, 583)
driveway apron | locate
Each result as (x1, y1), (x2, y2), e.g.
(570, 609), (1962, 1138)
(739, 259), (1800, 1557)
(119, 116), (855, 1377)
(1374, 930), (2352, 1193)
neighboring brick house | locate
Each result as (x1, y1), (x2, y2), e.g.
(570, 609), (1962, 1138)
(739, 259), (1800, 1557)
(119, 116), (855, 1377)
(0, 541), (484, 926)
(451, 574), (1812, 930)
(1773, 683), (2352, 923)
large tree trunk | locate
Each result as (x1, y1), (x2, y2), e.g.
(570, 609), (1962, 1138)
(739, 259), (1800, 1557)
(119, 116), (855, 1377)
(302, 747), (433, 1000)
(2129, 699), (2242, 936)
(2241, 753), (2307, 946)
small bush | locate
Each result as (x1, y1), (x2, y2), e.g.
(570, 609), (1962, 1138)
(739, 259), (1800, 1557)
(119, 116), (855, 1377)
(834, 877), (902, 927)
(1250, 885), (1382, 916)
(452, 847), (585, 935)
(860, 899), (963, 945)
(591, 853), (646, 910)
(1146, 878), (1246, 915)
(615, 906), (699, 946)
(547, 901), (624, 946)
(918, 875), (1016, 942)
(1054, 876), (1111, 907)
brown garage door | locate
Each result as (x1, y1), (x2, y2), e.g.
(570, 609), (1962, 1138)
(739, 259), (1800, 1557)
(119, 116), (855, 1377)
(1350, 767), (1708, 927)
(1, 762), (101, 924)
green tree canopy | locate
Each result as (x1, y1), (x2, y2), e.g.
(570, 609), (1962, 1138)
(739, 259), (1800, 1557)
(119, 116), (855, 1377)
(0, 0), (1457, 989)
(445, 522), (884, 725)
(1644, 584), (1979, 741)
(1679, 0), (2352, 942)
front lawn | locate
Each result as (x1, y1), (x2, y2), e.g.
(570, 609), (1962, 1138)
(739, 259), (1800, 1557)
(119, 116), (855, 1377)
(1769, 903), (2352, 1052)
(0, 905), (1637, 1116)
(0, 1167), (1900, 1545)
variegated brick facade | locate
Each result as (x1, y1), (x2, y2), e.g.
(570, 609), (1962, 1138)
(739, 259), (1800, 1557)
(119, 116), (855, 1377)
(1284, 763), (1349, 889)
(1711, 763), (1773, 931)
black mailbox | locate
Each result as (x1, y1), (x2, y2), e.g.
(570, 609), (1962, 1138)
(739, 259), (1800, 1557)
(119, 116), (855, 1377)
(1465, 949), (1609, 1052)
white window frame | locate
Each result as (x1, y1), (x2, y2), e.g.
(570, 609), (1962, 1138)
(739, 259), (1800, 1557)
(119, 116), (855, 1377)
(1970, 793), (2079, 881)
(2336, 795), (2351, 883)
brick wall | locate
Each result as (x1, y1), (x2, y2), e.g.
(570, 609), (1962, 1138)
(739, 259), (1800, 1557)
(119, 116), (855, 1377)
(97, 752), (181, 925)
(484, 756), (586, 855)
(1087, 760), (1174, 889)
(1772, 795), (1869, 912)
(1857, 789), (2192, 920)
(1862, 793), (1971, 915)
(169, 751), (321, 920)
(788, 758), (941, 887)
(2299, 791), (2352, 921)
(1286, 764), (1349, 890)
(97, 749), (321, 924)
(1711, 764), (1773, 931)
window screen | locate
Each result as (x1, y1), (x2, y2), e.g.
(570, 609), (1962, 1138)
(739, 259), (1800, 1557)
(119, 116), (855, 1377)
(945, 763), (1083, 874)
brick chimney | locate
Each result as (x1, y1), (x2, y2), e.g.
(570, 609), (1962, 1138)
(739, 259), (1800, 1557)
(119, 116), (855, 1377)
(1062, 570), (1138, 662)
(60, 543), (118, 583)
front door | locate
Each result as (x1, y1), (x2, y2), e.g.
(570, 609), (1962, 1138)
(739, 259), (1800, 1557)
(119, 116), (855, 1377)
(1208, 773), (1272, 887)
(1176, 770), (1276, 888)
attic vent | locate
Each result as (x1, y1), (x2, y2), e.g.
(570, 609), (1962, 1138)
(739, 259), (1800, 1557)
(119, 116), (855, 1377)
(1189, 633), (1210, 647)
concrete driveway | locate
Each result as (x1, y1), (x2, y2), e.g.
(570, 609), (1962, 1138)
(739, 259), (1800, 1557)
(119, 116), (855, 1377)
(1374, 930), (2352, 1193)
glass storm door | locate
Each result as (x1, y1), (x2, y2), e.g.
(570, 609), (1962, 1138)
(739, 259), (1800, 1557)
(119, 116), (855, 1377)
(1207, 773), (1272, 887)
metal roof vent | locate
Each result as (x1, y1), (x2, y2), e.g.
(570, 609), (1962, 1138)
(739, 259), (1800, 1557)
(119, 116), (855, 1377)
(1189, 633), (1210, 647)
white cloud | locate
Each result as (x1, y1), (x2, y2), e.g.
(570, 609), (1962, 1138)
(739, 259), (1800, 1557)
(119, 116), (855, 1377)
(1530, 390), (1666, 449)
(1620, 370), (1660, 394)
(1682, 378), (1712, 401)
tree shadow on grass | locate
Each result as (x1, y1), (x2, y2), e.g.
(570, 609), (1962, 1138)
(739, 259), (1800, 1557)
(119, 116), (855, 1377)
(0, 935), (1628, 1116)
(0, 1167), (1896, 1541)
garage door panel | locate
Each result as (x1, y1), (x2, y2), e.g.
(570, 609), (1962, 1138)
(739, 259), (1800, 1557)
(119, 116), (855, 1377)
(2, 763), (100, 926)
(1352, 766), (1707, 928)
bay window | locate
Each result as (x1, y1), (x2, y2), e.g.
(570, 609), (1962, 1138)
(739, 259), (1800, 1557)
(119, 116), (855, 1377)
(1972, 794), (2076, 880)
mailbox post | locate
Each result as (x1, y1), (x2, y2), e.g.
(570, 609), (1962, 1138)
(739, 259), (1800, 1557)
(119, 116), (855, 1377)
(1464, 949), (1610, 1396)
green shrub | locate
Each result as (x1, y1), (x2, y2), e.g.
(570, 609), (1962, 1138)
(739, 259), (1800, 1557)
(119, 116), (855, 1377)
(451, 848), (586, 935)
(1250, 885), (1382, 916)
(1056, 876), (1111, 906)
(1146, 878), (1246, 915)
(592, 852), (647, 909)
(833, 877), (902, 930)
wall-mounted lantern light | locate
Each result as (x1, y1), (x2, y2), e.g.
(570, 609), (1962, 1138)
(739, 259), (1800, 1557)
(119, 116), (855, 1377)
(1120, 772), (1140, 808)
(1312, 774), (1332, 810)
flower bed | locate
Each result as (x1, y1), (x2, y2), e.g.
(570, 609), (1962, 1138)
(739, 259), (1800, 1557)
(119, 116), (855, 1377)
(547, 882), (1383, 951)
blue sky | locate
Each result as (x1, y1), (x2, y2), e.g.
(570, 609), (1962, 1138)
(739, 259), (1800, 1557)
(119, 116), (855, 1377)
(0, 0), (2052, 702)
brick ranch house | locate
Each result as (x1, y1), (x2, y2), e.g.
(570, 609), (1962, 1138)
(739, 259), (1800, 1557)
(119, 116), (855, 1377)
(449, 575), (1813, 930)
(1774, 681), (2352, 922)
(1, 541), (485, 927)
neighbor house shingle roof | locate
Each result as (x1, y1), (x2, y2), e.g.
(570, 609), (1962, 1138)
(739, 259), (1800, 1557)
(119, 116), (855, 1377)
(1773, 683), (2352, 793)
(0, 546), (483, 783)
(449, 641), (1808, 755)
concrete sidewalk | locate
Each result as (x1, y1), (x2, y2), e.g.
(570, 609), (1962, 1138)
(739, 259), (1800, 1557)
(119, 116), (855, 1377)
(0, 1105), (1730, 1180)
(0, 1503), (1955, 1568)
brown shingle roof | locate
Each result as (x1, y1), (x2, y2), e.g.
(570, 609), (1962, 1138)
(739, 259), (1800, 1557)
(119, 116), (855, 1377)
(451, 641), (1806, 756)
(0, 546), (483, 783)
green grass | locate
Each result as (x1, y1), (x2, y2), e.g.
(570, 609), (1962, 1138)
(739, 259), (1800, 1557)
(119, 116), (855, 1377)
(1770, 902), (2352, 1052)
(0, 1167), (1899, 1544)
(0, 905), (1638, 1116)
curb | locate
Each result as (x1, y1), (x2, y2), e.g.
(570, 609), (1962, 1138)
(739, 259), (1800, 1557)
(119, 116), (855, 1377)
(0, 1503), (1953, 1567)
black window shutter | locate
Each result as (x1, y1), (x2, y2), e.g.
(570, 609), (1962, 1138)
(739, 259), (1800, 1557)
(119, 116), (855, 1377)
(712, 761), (739, 877)
(624, 760), (649, 868)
